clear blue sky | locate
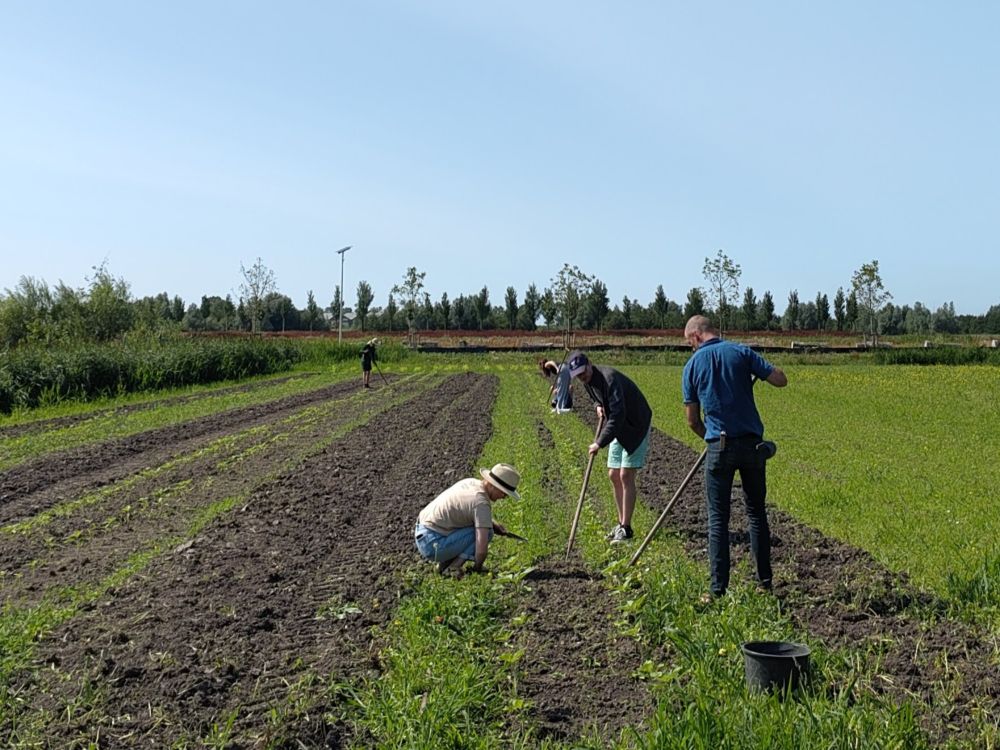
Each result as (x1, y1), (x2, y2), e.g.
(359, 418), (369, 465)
(1, 1), (997, 315)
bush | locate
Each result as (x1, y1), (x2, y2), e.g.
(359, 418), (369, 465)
(873, 347), (1000, 366)
(0, 336), (304, 413)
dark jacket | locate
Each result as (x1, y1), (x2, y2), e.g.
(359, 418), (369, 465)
(361, 344), (377, 368)
(584, 365), (652, 453)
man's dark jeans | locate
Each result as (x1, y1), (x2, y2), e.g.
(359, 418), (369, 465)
(704, 435), (772, 596)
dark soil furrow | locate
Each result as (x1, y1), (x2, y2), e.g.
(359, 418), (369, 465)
(513, 559), (656, 742)
(0, 376), (437, 609)
(0, 377), (372, 525)
(18, 372), (498, 748)
(507, 416), (655, 742)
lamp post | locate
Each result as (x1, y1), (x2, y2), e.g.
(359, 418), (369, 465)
(336, 245), (351, 343)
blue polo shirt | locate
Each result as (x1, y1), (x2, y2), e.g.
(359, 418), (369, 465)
(682, 338), (774, 441)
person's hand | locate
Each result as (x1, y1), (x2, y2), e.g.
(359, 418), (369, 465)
(588, 442), (600, 455)
(596, 405), (604, 420)
(493, 521), (507, 536)
(469, 565), (489, 575)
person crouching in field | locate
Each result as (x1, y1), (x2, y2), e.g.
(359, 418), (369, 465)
(568, 351), (652, 545)
(539, 358), (573, 413)
(360, 338), (378, 389)
(414, 463), (521, 576)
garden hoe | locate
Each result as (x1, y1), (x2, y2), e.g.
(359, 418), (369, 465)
(628, 446), (707, 567)
(374, 359), (390, 387)
(628, 376), (766, 567)
(495, 528), (528, 542)
(565, 416), (604, 558)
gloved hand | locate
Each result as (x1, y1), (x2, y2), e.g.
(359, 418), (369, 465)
(755, 441), (778, 460)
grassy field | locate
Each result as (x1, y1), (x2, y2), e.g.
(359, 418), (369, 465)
(619, 362), (1000, 603)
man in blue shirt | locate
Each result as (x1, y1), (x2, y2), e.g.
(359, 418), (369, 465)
(682, 315), (787, 599)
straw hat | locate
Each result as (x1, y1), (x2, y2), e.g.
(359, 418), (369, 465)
(480, 463), (522, 500)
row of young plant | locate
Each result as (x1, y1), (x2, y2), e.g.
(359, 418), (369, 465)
(327, 364), (941, 748)
(0, 371), (440, 747)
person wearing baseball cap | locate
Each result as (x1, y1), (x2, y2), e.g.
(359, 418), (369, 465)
(568, 351), (653, 544)
(414, 463), (522, 576)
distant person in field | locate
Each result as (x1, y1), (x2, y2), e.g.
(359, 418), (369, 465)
(360, 338), (378, 389)
(414, 463), (522, 576)
(539, 358), (573, 413)
(682, 315), (787, 600)
(568, 351), (653, 545)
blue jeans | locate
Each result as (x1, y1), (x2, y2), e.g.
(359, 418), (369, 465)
(703, 435), (772, 596)
(414, 524), (493, 563)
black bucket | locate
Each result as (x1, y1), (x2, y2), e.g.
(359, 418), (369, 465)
(742, 641), (810, 693)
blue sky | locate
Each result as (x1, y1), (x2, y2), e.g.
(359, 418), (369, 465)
(1, 1), (997, 315)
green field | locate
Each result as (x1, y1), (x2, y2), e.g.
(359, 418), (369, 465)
(1, 352), (997, 748)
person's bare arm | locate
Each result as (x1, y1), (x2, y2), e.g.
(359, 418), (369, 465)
(685, 403), (706, 439)
(472, 527), (490, 570)
(766, 367), (788, 387)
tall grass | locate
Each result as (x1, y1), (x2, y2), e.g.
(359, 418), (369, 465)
(0, 337), (303, 412)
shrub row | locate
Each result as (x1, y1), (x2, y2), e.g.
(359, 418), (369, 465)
(0, 337), (304, 413)
(874, 346), (1000, 365)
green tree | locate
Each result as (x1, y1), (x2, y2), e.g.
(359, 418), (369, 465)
(782, 290), (800, 331)
(851, 260), (892, 345)
(904, 302), (932, 335)
(759, 291), (775, 330)
(683, 287), (705, 319)
(83, 263), (134, 342)
(239, 257), (277, 335)
(392, 267), (427, 340)
(265, 293), (296, 332)
(355, 281), (375, 332)
(583, 279), (610, 331)
(539, 289), (557, 328)
(741, 287), (758, 331)
(0, 276), (53, 347)
(517, 284), (540, 331)
(474, 286), (491, 330)
(652, 285), (668, 328)
(845, 290), (859, 331)
(303, 290), (324, 331)
(833, 287), (846, 331)
(549, 264), (593, 345)
(702, 249), (741, 334)
(816, 292), (830, 331)
(436, 292), (451, 330)
(384, 293), (397, 330)
(504, 286), (518, 330)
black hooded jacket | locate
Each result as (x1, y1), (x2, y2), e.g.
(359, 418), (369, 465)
(583, 365), (652, 453)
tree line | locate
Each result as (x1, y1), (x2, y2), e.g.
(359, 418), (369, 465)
(2, 255), (999, 349)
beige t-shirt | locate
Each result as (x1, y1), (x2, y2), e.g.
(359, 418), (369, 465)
(418, 478), (492, 534)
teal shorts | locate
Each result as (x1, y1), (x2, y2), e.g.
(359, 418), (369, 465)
(607, 431), (650, 469)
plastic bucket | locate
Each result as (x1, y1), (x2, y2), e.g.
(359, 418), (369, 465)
(742, 641), (810, 693)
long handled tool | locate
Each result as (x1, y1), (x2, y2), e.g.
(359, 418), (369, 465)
(374, 359), (390, 387)
(495, 528), (528, 542)
(566, 417), (604, 558)
(628, 446), (707, 567)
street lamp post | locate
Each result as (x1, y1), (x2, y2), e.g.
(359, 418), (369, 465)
(336, 245), (351, 343)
